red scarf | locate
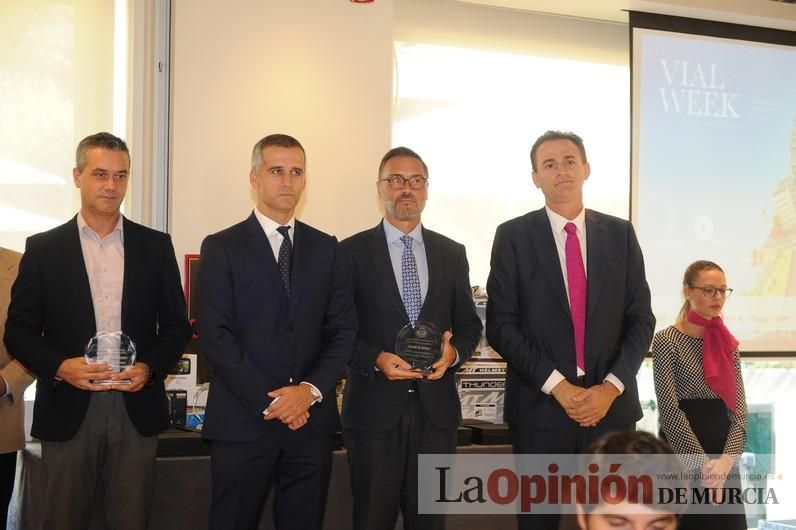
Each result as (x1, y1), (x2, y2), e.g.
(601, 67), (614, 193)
(686, 310), (738, 413)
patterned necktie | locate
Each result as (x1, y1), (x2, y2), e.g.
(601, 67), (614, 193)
(276, 225), (292, 296)
(564, 222), (586, 372)
(400, 235), (422, 326)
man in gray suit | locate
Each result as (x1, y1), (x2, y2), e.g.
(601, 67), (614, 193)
(0, 247), (34, 530)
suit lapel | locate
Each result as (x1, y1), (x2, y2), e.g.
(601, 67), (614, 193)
(419, 227), (442, 322)
(368, 223), (409, 323)
(584, 210), (605, 323)
(121, 217), (139, 328)
(527, 209), (571, 317)
(287, 221), (310, 324)
(244, 213), (288, 308)
(63, 217), (97, 332)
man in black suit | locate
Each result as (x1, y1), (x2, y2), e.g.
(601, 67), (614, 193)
(197, 133), (356, 530)
(486, 130), (655, 529)
(4, 132), (192, 530)
(341, 147), (482, 530)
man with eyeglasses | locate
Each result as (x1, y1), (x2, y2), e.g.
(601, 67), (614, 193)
(486, 130), (655, 529)
(340, 147), (482, 530)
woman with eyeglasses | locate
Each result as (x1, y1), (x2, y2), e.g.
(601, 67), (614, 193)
(651, 260), (747, 530)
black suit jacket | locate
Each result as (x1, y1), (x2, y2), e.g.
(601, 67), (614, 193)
(3, 216), (192, 441)
(340, 222), (482, 431)
(197, 214), (356, 441)
(486, 208), (655, 429)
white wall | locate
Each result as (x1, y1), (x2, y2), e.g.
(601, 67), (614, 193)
(169, 0), (394, 265)
(168, 0), (633, 270)
(167, 0), (792, 272)
(395, 0), (629, 65)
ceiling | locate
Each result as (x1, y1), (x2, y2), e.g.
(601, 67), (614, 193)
(456, 0), (796, 31)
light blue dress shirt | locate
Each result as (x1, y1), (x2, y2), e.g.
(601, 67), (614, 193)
(382, 218), (428, 305)
(380, 219), (459, 365)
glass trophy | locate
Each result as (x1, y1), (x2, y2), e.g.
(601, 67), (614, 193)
(395, 321), (442, 375)
(84, 331), (137, 385)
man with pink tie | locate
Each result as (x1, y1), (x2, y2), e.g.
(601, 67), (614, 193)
(486, 130), (656, 530)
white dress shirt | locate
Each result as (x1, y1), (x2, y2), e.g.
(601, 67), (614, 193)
(254, 208), (295, 263)
(77, 213), (124, 335)
(252, 209), (322, 404)
(540, 207), (624, 395)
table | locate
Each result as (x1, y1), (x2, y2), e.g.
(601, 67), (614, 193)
(9, 430), (518, 530)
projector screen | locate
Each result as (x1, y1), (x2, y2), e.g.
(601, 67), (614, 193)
(631, 13), (796, 352)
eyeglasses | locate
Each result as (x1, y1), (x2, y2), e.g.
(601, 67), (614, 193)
(689, 285), (734, 298)
(379, 175), (428, 190)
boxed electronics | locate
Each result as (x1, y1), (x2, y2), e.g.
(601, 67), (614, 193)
(166, 389), (187, 427)
(165, 354), (205, 427)
(456, 360), (506, 423)
(165, 354), (201, 402)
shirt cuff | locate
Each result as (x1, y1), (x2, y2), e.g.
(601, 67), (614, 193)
(604, 373), (624, 394)
(263, 396), (279, 416)
(0, 374), (10, 400)
(541, 370), (565, 395)
(300, 381), (323, 404)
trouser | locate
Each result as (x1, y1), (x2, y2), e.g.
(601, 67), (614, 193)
(346, 390), (457, 530)
(209, 425), (334, 530)
(41, 392), (158, 530)
(510, 419), (635, 530)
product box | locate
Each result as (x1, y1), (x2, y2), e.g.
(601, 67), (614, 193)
(456, 360), (506, 423)
(166, 389), (187, 427)
(165, 354), (205, 406)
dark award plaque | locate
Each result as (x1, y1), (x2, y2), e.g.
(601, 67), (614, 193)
(395, 322), (442, 374)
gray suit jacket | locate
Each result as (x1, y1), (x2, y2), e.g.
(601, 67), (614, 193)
(0, 247), (34, 454)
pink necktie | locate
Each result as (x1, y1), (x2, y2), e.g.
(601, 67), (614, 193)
(564, 223), (586, 372)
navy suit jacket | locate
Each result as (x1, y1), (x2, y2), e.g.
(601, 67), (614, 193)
(340, 223), (482, 431)
(4, 216), (192, 441)
(486, 208), (655, 429)
(197, 213), (356, 441)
